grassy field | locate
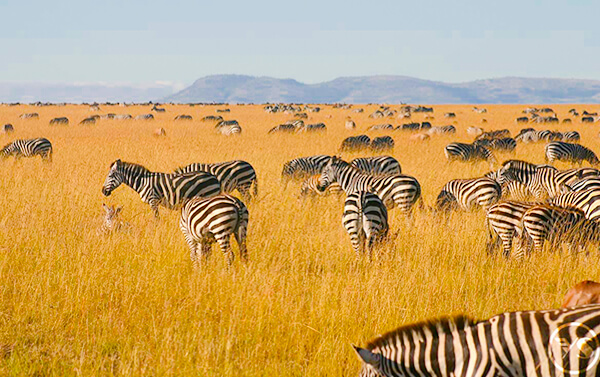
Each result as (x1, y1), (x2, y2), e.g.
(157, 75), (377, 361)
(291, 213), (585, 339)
(0, 103), (599, 376)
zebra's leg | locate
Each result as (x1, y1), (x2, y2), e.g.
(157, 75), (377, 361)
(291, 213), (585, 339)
(235, 219), (248, 262)
(200, 239), (212, 262)
(501, 235), (512, 258)
(216, 234), (234, 265)
(149, 200), (160, 219)
(237, 184), (251, 202)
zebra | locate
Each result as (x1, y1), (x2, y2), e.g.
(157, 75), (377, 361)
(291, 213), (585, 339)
(113, 114), (132, 120)
(98, 204), (130, 236)
(215, 121), (242, 135)
(436, 177), (501, 212)
(49, 117), (69, 125)
(427, 125), (456, 135)
(354, 305), (600, 377)
(546, 142), (600, 166)
(201, 115), (223, 122)
(475, 129), (510, 140)
(174, 160), (258, 201)
(174, 114), (193, 121)
(345, 119), (356, 130)
(495, 160), (569, 199)
(444, 112), (456, 118)
(550, 189), (600, 222)
(1, 124), (14, 134)
(298, 123), (326, 132)
(134, 114), (154, 120)
(490, 138), (517, 152)
(317, 157), (421, 214)
(444, 143), (496, 166)
(282, 155), (332, 184)
(299, 175), (342, 198)
(102, 159), (221, 218)
(555, 167), (600, 187)
(151, 105), (165, 112)
(79, 116), (97, 125)
(268, 124), (297, 134)
(370, 136), (394, 152)
(522, 204), (600, 254)
(350, 156), (401, 177)
(367, 124), (394, 131)
(564, 131), (581, 142)
(466, 126), (483, 137)
(572, 177), (600, 192)
(343, 191), (389, 258)
(340, 135), (371, 152)
(19, 113), (39, 119)
(486, 201), (536, 258)
(1, 138), (52, 161)
(179, 194), (248, 265)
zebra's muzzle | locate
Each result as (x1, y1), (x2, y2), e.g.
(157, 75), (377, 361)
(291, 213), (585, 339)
(102, 187), (111, 196)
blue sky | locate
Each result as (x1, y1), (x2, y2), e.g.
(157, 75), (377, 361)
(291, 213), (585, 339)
(1, 0), (599, 85)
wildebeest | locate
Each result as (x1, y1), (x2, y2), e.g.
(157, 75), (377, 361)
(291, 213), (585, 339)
(49, 117), (69, 125)
(1, 124), (14, 134)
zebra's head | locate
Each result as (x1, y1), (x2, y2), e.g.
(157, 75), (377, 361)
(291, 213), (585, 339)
(317, 156), (342, 191)
(102, 159), (124, 196)
(354, 346), (384, 377)
(0, 142), (15, 158)
(435, 190), (458, 212)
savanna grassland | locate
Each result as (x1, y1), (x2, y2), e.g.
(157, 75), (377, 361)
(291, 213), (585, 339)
(0, 103), (599, 376)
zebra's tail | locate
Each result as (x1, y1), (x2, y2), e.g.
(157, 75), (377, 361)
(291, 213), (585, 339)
(484, 215), (499, 255)
(253, 178), (258, 198)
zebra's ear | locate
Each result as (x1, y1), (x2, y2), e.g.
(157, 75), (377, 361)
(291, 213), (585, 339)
(353, 345), (381, 367)
(115, 206), (123, 214)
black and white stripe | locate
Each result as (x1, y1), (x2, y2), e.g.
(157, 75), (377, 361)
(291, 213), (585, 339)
(495, 160), (569, 199)
(318, 157), (421, 214)
(281, 155), (332, 184)
(545, 142), (600, 166)
(299, 175), (342, 198)
(444, 143), (496, 165)
(175, 160), (257, 201)
(436, 177), (501, 211)
(102, 159), (221, 217)
(572, 177), (600, 192)
(355, 305), (600, 377)
(343, 191), (388, 258)
(370, 136), (394, 152)
(550, 188), (600, 222)
(179, 194), (248, 264)
(1, 137), (52, 161)
(486, 201), (536, 258)
(340, 135), (371, 152)
(350, 156), (401, 177)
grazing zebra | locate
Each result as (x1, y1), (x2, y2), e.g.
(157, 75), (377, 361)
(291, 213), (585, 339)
(490, 137), (517, 152)
(367, 124), (394, 131)
(179, 194), (248, 264)
(495, 160), (569, 199)
(174, 114), (193, 121)
(98, 204), (130, 236)
(1, 138), (52, 161)
(19, 113), (39, 119)
(522, 204), (600, 254)
(102, 159), (221, 218)
(350, 156), (401, 176)
(1, 124), (14, 133)
(113, 114), (132, 120)
(79, 116), (97, 125)
(564, 131), (581, 142)
(340, 135), (371, 152)
(282, 155), (331, 185)
(318, 157), (421, 214)
(427, 125), (456, 135)
(343, 191), (388, 258)
(486, 201), (536, 258)
(546, 142), (600, 166)
(562, 280), (600, 308)
(436, 177), (501, 211)
(215, 120), (242, 136)
(550, 188), (600, 221)
(49, 117), (69, 125)
(174, 160), (258, 201)
(444, 143), (496, 166)
(201, 115), (223, 122)
(354, 305), (600, 377)
(475, 129), (511, 140)
(268, 123), (297, 134)
(298, 123), (326, 132)
(516, 116), (529, 123)
(370, 136), (394, 152)
(299, 175), (342, 198)
(134, 114), (154, 120)
(151, 105), (165, 112)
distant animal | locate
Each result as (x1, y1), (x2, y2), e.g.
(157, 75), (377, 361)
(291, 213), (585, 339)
(582, 116), (595, 123)
(153, 128), (166, 137)
(475, 129), (510, 140)
(473, 107), (487, 113)
(1, 124), (14, 134)
(268, 124), (297, 134)
(436, 177), (501, 212)
(174, 160), (258, 201)
(0, 138), (52, 161)
(345, 119), (356, 130)
(562, 118), (572, 124)
(298, 123), (326, 132)
(102, 159), (221, 218)
(409, 133), (430, 141)
(179, 194), (248, 265)
(19, 113), (39, 119)
(350, 156), (401, 176)
(49, 117), (69, 125)
(370, 136), (394, 152)
(486, 201), (536, 258)
(98, 204), (129, 235)
(113, 114), (132, 120)
(134, 114), (154, 120)
(427, 125), (456, 135)
(282, 155), (331, 185)
(340, 135), (371, 152)
(516, 117), (529, 124)
(343, 191), (389, 258)
(562, 281), (600, 308)
(444, 112), (456, 118)
(545, 142), (599, 166)
(215, 120), (242, 135)
(79, 116), (97, 125)
(466, 127), (484, 136)
(216, 109), (230, 113)
(201, 115), (223, 122)
(444, 143), (495, 166)
(151, 105), (165, 113)
(367, 124), (394, 131)
(174, 114), (193, 121)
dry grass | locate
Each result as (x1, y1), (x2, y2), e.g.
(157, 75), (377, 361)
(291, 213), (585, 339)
(0, 103), (599, 376)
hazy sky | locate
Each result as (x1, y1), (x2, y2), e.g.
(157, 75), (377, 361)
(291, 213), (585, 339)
(1, 0), (599, 85)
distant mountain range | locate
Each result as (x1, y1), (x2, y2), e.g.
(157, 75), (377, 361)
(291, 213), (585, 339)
(3, 75), (600, 104)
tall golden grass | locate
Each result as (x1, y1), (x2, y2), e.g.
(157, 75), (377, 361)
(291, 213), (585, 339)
(0, 103), (599, 376)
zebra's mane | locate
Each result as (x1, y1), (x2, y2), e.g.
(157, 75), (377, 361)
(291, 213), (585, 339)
(117, 160), (151, 174)
(365, 315), (479, 351)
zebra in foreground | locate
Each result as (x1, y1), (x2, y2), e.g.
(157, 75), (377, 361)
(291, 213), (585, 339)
(343, 191), (389, 258)
(350, 156), (401, 177)
(550, 188), (600, 221)
(354, 305), (600, 377)
(436, 177), (501, 211)
(486, 201), (536, 258)
(102, 160), (221, 218)
(444, 143), (495, 167)
(179, 194), (248, 265)
(1, 138), (52, 161)
(318, 157), (421, 214)
(174, 160), (257, 201)
(546, 142), (600, 166)
(522, 204), (600, 254)
(281, 155), (331, 184)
